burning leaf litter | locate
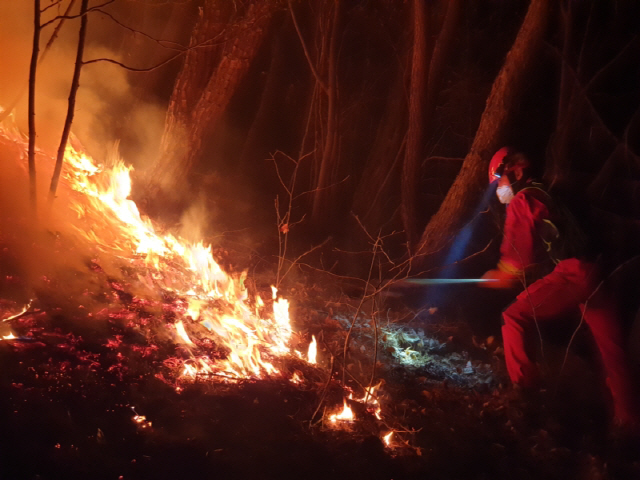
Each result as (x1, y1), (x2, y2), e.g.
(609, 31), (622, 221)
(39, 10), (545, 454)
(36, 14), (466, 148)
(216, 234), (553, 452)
(0, 118), (413, 449)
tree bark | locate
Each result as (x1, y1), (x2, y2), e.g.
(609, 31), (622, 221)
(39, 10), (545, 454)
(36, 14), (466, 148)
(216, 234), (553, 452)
(415, 0), (552, 265)
(351, 66), (406, 230)
(401, 0), (428, 249)
(152, 1), (274, 197)
(49, 0), (89, 202)
(424, 0), (461, 136)
(28, 0), (41, 213)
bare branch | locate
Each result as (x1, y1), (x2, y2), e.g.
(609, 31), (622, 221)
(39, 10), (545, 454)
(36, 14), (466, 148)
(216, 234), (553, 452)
(82, 34), (224, 72)
(342, 236), (380, 385)
(40, 0), (115, 28)
(43, 0), (77, 52)
(94, 8), (188, 51)
(41, 0), (63, 14)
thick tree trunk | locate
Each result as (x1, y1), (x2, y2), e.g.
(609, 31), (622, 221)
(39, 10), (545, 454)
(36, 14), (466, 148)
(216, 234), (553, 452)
(351, 67), (406, 230)
(415, 0), (552, 265)
(49, 0), (89, 202)
(238, 28), (287, 169)
(152, 2), (274, 197)
(401, 0), (428, 249)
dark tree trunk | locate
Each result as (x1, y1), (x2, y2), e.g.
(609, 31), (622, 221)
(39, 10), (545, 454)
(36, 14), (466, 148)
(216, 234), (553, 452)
(151, 2), (275, 200)
(28, 0), (41, 213)
(415, 0), (552, 266)
(401, 0), (428, 249)
(311, 0), (341, 225)
(351, 67), (407, 231)
(49, 0), (89, 202)
(424, 0), (461, 137)
(238, 28), (287, 169)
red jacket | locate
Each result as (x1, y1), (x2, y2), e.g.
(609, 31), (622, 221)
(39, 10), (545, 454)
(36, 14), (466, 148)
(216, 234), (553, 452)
(498, 185), (554, 276)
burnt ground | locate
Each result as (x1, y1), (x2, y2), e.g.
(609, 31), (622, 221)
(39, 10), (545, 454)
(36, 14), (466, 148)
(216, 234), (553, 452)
(0, 265), (639, 480)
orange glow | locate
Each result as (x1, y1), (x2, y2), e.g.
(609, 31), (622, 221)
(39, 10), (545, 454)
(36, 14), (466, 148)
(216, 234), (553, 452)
(382, 431), (393, 447)
(0, 121), (295, 381)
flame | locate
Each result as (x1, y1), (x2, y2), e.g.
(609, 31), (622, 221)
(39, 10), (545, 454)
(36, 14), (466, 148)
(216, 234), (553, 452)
(329, 398), (354, 423)
(1, 301), (31, 322)
(290, 371), (303, 384)
(307, 335), (317, 364)
(0, 121), (295, 380)
(382, 431), (393, 447)
(174, 321), (194, 345)
(1, 333), (16, 341)
(357, 381), (382, 405)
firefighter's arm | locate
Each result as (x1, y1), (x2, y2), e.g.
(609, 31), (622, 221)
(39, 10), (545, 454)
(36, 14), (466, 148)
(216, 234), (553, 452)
(479, 260), (521, 289)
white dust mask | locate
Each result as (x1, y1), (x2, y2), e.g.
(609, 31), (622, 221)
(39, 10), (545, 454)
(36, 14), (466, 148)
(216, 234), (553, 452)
(496, 185), (514, 204)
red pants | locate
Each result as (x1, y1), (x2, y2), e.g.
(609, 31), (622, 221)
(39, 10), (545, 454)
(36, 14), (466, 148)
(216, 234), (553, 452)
(502, 258), (638, 423)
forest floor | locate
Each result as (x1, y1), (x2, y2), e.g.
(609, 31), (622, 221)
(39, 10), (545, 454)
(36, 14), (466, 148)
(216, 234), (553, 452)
(1, 265), (639, 480)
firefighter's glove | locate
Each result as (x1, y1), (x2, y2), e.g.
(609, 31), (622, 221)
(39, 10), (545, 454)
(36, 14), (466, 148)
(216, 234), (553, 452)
(480, 268), (519, 289)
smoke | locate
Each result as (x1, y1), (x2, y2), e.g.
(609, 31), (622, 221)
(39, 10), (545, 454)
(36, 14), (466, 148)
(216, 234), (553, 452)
(0, 1), (181, 298)
(0, 1), (176, 165)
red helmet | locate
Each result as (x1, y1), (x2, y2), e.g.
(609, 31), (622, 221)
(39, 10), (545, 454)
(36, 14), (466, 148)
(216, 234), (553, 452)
(488, 147), (513, 183)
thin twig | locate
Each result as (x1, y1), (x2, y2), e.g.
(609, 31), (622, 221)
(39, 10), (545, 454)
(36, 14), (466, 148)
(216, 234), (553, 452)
(311, 354), (334, 423)
(341, 236), (380, 385)
(287, 0), (328, 93)
(94, 9), (188, 50)
(40, 0), (115, 28)
(41, 0), (63, 14)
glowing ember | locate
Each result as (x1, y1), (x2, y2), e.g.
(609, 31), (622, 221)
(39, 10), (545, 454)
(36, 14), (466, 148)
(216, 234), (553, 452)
(329, 398), (354, 423)
(131, 408), (152, 429)
(307, 335), (317, 364)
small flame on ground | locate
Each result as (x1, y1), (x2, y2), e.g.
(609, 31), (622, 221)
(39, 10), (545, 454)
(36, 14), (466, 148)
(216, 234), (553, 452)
(290, 371), (303, 384)
(329, 398), (354, 423)
(357, 381), (382, 405)
(1, 333), (16, 341)
(131, 407), (152, 429)
(307, 335), (317, 364)
(383, 431), (393, 447)
(2, 301), (32, 322)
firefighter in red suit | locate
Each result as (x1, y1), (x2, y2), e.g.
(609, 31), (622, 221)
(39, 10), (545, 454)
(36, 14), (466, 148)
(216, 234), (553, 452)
(481, 147), (639, 427)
